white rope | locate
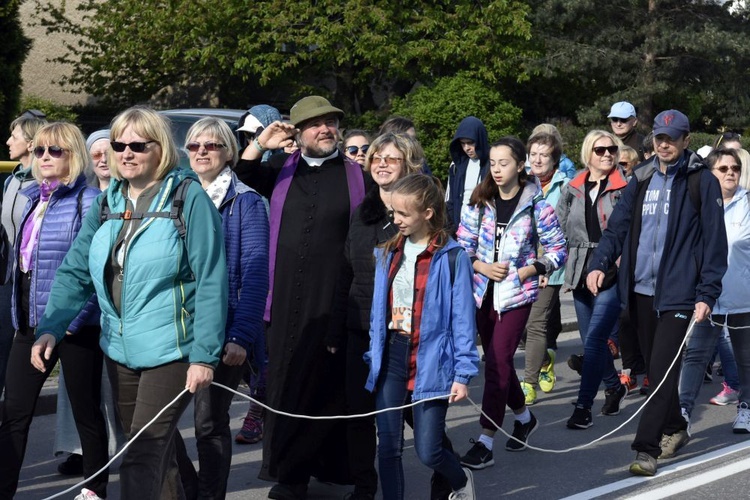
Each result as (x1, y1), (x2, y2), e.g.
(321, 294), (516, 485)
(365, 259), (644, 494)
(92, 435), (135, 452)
(43, 316), (698, 498)
(708, 313), (750, 330)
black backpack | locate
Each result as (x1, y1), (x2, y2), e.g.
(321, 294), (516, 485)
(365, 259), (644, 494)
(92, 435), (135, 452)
(98, 178), (193, 239)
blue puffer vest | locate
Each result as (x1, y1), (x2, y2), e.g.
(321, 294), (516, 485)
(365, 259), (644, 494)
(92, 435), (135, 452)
(11, 175), (100, 332)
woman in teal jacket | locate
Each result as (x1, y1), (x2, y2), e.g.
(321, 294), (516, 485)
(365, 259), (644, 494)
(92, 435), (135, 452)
(32, 106), (228, 500)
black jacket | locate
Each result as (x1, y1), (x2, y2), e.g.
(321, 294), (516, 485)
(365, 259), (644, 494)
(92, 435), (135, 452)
(329, 185), (398, 347)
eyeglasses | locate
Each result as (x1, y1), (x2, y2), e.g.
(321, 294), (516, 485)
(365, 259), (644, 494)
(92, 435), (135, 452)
(373, 155), (404, 166)
(714, 165), (741, 174)
(346, 145), (369, 155)
(593, 146), (619, 156)
(186, 141), (226, 152)
(33, 145), (65, 159)
(610, 117), (631, 124)
(110, 140), (156, 153)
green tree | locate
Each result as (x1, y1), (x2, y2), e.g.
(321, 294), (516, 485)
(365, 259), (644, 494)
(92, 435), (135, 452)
(517, 0), (750, 132)
(35, 0), (535, 113)
(391, 73), (523, 180)
(0, 0), (32, 159)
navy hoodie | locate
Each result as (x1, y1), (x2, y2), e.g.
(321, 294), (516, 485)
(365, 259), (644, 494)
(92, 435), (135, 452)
(447, 117), (490, 233)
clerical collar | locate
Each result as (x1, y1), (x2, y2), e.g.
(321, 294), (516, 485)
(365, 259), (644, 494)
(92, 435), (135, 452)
(302, 149), (339, 167)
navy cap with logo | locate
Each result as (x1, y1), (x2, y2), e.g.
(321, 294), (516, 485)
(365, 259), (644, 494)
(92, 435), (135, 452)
(653, 110), (690, 141)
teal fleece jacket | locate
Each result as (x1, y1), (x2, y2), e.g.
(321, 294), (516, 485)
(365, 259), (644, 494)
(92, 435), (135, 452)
(36, 168), (228, 370)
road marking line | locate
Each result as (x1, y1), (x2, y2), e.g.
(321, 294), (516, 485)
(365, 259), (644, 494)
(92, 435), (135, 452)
(560, 440), (750, 500)
(626, 456), (750, 499)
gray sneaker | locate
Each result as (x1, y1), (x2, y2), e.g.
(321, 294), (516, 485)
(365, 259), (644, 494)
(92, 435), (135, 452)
(448, 468), (475, 500)
(659, 429), (690, 459)
(629, 452), (657, 476)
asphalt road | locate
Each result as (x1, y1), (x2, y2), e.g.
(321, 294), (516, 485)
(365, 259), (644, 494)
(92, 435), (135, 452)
(15, 296), (750, 499)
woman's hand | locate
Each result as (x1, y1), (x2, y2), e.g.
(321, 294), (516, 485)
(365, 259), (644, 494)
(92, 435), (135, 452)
(478, 261), (509, 282)
(222, 342), (247, 366)
(31, 334), (57, 372)
(449, 382), (468, 403)
(185, 364), (214, 393)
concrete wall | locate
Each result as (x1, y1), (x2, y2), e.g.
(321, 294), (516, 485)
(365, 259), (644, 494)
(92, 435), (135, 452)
(19, 0), (91, 106)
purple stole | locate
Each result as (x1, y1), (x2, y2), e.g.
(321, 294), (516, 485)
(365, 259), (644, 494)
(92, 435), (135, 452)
(264, 150), (365, 321)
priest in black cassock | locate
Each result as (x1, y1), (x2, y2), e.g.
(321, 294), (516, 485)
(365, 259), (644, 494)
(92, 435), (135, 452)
(235, 96), (367, 499)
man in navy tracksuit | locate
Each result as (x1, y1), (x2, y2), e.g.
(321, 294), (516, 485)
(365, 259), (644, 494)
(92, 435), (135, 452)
(586, 110), (727, 476)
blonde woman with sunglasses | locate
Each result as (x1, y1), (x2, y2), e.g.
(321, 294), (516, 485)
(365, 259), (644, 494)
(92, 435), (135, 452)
(0, 122), (109, 500)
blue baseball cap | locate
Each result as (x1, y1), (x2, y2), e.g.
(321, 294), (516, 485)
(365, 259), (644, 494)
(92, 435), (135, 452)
(608, 102), (637, 119)
(653, 110), (690, 140)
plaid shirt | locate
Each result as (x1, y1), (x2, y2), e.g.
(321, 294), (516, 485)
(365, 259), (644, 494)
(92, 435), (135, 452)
(387, 235), (443, 391)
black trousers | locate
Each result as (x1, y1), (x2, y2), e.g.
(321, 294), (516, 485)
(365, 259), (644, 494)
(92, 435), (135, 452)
(0, 326), (109, 499)
(631, 294), (691, 458)
(619, 306), (646, 375)
(345, 331), (378, 496)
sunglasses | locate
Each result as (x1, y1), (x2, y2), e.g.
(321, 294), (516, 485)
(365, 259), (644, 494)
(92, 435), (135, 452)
(618, 161), (629, 167)
(91, 151), (107, 161)
(372, 155), (404, 166)
(110, 140), (156, 153)
(714, 165), (741, 174)
(186, 141), (226, 152)
(610, 117), (631, 124)
(593, 146), (619, 156)
(346, 145), (369, 155)
(33, 145), (65, 159)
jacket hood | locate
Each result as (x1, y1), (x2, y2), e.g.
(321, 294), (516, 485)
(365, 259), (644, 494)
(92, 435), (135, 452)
(450, 117), (490, 167)
(248, 105), (282, 128)
(633, 149), (704, 182)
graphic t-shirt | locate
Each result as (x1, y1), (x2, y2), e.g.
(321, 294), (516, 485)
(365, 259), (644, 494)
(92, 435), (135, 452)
(493, 188), (523, 263)
(389, 238), (428, 334)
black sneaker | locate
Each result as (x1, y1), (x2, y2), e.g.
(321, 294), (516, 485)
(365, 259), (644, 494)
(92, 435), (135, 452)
(567, 407), (593, 429)
(567, 354), (583, 376)
(602, 383), (627, 416)
(459, 439), (494, 470)
(505, 412), (539, 451)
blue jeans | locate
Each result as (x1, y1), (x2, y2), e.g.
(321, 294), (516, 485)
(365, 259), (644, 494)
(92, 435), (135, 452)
(375, 333), (466, 500)
(573, 286), (621, 409)
(679, 313), (747, 415)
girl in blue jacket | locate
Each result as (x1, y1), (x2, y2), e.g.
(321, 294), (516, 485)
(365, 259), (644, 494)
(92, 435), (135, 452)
(366, 174), (479, 500)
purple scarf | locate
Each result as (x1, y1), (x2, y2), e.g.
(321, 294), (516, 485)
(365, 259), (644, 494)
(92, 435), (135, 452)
(19, 179), (60, 272)
(264, 150), (365, 321)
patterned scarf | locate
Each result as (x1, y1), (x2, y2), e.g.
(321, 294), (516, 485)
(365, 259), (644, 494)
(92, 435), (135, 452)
(204, 166), (232, 209)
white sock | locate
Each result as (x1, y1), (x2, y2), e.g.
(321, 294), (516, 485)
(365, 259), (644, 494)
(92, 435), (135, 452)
(515, 408), (531, 424)
(478, 434), (494, 451)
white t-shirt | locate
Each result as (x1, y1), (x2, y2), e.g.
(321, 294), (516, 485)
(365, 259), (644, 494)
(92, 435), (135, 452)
(388, 239), (428, 334)
(463, 158), (482, 205)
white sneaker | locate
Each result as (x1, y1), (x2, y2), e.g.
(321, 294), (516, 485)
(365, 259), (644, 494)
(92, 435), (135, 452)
(449, 467), (475, 500)
(733, 402), (750, 434)
(73, 488), (104, 500)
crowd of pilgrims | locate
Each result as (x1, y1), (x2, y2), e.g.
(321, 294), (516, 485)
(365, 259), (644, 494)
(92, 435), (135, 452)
(0, 97), (747, 499)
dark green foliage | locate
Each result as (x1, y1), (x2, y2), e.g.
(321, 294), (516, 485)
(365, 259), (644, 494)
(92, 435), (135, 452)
(391, 73), (523, 181)
(0, 0), (32, 159)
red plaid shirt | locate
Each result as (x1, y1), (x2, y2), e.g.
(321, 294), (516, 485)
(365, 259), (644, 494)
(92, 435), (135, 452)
(388, 236), (443, 391)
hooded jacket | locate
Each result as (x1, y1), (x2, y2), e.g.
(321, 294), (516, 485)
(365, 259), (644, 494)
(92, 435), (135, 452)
(446, 117), (490, 232)
(589, 150), (727, 311)
(1, 164), (35, 284)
